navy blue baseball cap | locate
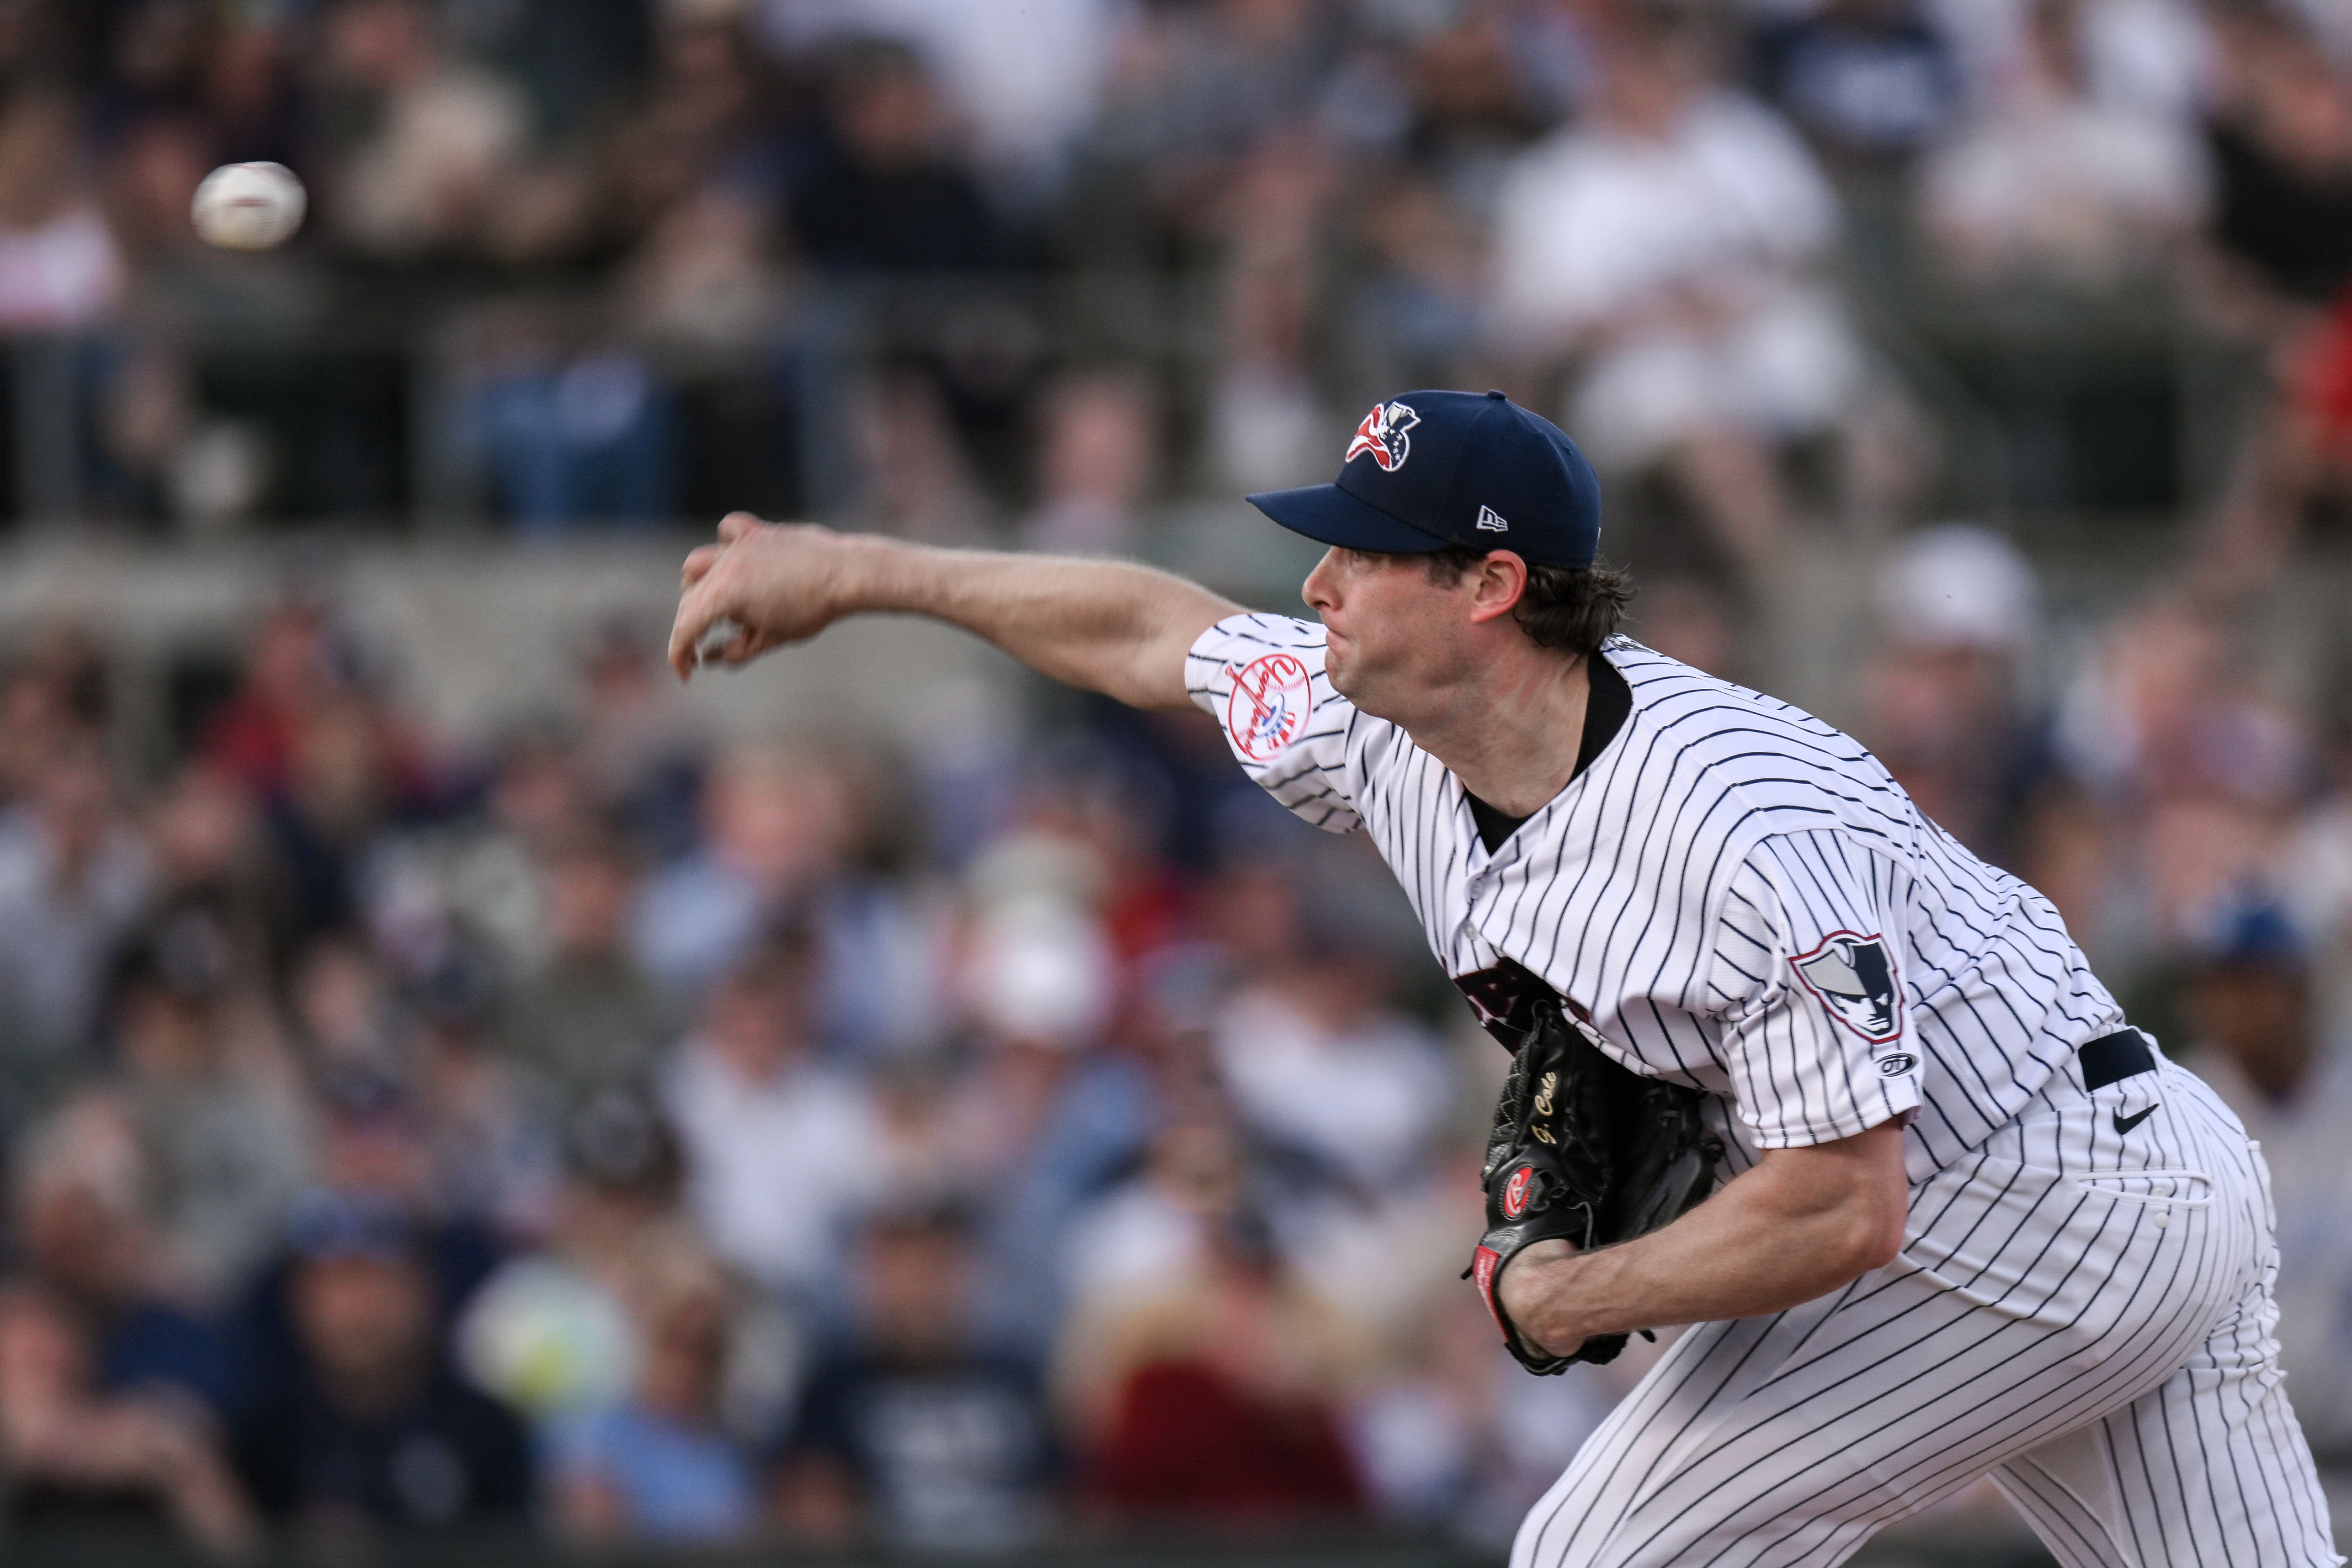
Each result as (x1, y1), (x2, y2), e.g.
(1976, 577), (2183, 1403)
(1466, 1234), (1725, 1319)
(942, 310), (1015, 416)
(1246, 389), (1602, 569)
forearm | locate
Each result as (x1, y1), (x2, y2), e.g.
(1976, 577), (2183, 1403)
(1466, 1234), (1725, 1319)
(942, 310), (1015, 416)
(670, 516), (1240, 709)
(835, 537), (1237, 709)
(1501, 1124), (1910, 1354)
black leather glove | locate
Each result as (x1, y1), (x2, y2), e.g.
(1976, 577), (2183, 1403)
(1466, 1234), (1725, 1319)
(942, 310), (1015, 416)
(1468, 996), (1721, 1373)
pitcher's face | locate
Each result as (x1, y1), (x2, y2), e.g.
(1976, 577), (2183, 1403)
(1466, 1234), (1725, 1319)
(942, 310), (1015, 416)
(1301, 547), (1490, 721)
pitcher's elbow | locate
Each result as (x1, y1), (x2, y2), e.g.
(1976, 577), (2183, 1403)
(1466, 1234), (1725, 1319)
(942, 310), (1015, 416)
(1852, 1198), (1908, 1274)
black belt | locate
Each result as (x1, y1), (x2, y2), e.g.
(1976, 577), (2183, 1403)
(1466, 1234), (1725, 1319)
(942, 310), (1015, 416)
(2080, 1028), (2156, 1090)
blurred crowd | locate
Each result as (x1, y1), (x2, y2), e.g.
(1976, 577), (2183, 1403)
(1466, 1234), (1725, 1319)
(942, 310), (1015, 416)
(6, 0), (2352, 1560)
(0, 587), (1608, 1556)
(0, 0), (2332, 569)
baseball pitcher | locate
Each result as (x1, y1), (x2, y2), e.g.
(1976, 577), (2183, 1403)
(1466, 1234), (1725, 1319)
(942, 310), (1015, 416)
(669, 389), (2339, 1567)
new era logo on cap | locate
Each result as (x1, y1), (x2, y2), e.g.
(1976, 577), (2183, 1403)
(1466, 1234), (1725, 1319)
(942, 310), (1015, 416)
(1243, 389), (1602, 569)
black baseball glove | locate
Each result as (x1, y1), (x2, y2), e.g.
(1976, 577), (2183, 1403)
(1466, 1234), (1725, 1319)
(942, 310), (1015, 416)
(1467, 996), (1721, 1374)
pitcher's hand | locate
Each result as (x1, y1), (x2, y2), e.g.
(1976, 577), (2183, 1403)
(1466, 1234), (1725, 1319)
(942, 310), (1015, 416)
(669, 514), (868, 679)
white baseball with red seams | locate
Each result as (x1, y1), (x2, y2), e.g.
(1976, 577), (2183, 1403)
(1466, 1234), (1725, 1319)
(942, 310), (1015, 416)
(1187, 610), (2341, 1568)
(191, 162), (306, 251)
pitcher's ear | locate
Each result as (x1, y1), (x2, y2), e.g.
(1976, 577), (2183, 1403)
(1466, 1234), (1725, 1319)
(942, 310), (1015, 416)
(1466, 549), (1529, 626)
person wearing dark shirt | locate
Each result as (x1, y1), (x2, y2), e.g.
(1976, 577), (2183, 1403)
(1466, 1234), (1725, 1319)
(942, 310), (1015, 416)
(2196, 13), (2352, 593)
(14, 1122), (235, 1419)
(225, 1083), (505, 1416)
(788, 37), (1001, 276)
(229, 1195), (531, 1533)
(778, 37), (1023, 518)
(0, 1282), (257, 1557)
(1753, 0), (1962, 172)
(2201, 3), (2352, 310)
(773, 1202), (1056, 1552)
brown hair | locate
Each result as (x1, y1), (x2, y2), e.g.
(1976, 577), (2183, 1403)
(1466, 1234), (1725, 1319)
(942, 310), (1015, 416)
(1425, 546), (1636, 657)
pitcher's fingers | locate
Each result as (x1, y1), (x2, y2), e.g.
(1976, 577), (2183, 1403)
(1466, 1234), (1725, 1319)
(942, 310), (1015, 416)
(668, 590), (718, 680)
(681, 543), (724, 589)
(716, 511), (761, 543)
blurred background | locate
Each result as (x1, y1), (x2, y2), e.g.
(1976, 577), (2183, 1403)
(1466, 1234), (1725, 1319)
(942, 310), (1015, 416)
(0, 0), (2350, 1563)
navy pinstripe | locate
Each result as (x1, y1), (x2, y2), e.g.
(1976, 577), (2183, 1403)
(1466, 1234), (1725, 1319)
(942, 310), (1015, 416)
(1188, 617), (2339, 1566)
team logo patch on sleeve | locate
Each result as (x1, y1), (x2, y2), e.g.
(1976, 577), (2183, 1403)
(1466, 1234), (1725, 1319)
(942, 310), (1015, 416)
(1792, 933), (1902, 1043)
(1228, 652), (1311, 762)
(1344, 400), (1420, 471)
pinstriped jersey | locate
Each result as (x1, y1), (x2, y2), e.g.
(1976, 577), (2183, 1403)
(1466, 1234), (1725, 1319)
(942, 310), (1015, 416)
(1186, 613), (2128, 1182)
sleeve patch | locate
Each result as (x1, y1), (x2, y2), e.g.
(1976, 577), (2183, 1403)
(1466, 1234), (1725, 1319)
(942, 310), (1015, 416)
(1227, 652), (1312, 762)
(1790, 932), (1903, 1044)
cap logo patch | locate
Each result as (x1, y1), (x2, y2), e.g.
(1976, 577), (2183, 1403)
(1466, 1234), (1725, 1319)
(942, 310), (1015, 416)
(1792, 932), (1902, 1043)
(1227, 652), (1312, 763)
(1344, 400), (1420, 472)
(1477, 505), (1508, 532)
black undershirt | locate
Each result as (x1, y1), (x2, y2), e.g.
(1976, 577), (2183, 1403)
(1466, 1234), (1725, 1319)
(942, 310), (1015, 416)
(1464, 652), (1632, 854)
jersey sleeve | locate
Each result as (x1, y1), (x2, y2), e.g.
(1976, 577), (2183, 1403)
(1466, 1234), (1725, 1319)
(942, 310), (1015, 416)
(1705, 830), (1922, 1148)
(1186, 613), (1362, 834)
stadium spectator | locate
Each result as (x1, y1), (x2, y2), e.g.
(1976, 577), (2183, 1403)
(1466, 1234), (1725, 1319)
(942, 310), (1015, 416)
(1346, 1283), (1609, 1546)
(2200, 4), (2352, 314)
(1019, 368), (1158, 557)
(573, 624), (704, 857)
(789, 36), (1002, 275)
(2191, 7), (2352, 593)
(140, 765), (280, 977)
(223, 1078), (506, 1411)
(766, 0), (1127, 201)
(228, 1193), (532, 1532)
(407, 954), (557, 1239)
(1854, 524), (2045, 867)
(2047, 591), (2315, 973)
(548, 1230), (763, 1547)
(2175, 903), (2352, 1462)
(0, 1281), (256, 1557)
(1064, 1117), (1252, 1315)
(1209, 914), (1450, 1196)
(471, 348), (681, 531)
(1753, 0), (1965, 172)
(0, 85), (123, 331)
(1056, 1204), (1371, 1526)
(660, 929), (885, 1305)
(632, 744), (855, 996)
(1919, 0), (2209, 284)
(949, 899), (1155, 1355)
(0, 734), (152, 1074)
(11, 1098), (236, 1419)
(1488, 6), (1865, 584)
(500, 824), (671, 1103)
(457, 1090), (685, 1430)
(309, 0), (533, 260)
(774, 1201), (1058, 1550)
(100, 906), (311, 1307)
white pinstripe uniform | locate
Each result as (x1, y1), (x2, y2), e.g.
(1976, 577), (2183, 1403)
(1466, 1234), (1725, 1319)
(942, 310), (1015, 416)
(1189, 613), (2341, 1568)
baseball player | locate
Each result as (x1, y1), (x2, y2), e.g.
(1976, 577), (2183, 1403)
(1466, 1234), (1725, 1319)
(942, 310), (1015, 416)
(669, 389), (2340, 1567)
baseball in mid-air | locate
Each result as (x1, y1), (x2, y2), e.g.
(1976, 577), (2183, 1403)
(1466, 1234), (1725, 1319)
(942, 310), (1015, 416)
(191, 162), (306, 251)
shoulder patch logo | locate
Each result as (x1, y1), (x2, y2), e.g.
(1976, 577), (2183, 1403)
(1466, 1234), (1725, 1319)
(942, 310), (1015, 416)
(1343, 400), (1420, 471)
(1476, 505), (1508, 532)
(1228, 652), (1311, 763)
(1791, 932), (1902, 1043)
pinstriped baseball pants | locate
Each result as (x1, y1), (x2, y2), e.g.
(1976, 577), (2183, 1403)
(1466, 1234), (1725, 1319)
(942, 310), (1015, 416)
(1510, 1060), (2342, 1567)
